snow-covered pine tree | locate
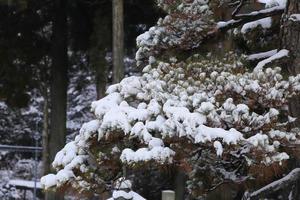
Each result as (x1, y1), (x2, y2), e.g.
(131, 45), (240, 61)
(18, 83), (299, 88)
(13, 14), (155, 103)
(41, 0), (300, 199)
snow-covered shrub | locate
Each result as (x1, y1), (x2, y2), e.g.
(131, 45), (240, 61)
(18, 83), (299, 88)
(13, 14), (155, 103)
(41, 51), (300, 198)
(13, 159), (37, 179)
(0, 170), (21, 200)
(107, 178), (145, 200)
(42, 0), (300, 198)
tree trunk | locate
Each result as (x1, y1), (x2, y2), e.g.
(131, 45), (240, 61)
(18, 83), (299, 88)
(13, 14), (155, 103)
(280, 0), (300, 198)
(174, 171), (186, 200)
(46, 0), (68, 199)
(95, 55), (108, 99)
(42, 88), (50, 175)
(112, 0), (124, 83)
(281, 0), (300, 126)
(89, 8), (111, 99)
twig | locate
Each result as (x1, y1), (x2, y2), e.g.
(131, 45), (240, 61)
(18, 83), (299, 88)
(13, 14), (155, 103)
(232, 0), (245, 19)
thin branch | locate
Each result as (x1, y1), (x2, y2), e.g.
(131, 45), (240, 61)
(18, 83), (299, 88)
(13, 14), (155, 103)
(207, 180), (228, 192)
(232, 0), (245, 19)
(229, 1), (241, 8)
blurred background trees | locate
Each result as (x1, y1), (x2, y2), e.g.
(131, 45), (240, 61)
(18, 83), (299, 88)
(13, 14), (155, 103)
(0, 0), (162, 199)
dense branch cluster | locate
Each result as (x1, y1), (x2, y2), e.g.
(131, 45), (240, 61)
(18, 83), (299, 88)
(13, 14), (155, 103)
(136, 0), (216, 66)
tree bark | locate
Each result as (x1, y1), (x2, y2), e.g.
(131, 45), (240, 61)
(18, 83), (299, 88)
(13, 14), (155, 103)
(112, 0), (124, 83)
(280, 0), (300, 126)
(46, 0), (68, 199)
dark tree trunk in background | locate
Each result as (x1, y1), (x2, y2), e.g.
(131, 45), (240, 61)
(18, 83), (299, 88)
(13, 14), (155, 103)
(42, 88), (50, 175)
(46, 0), (68, 199)
(281, 0), (300, 126)
(95, 54), (107, 99)
(89, 8), (111, 99)
(175, 171), (186, 200)
(112, 0), (124, 83)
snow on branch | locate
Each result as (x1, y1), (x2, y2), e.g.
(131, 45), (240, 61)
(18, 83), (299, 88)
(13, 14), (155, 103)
(234, 5), (285, 20)
(247, 49), (278, 61)
(243, 168), (300, 200)
(231, 0), (246, 19)
(241, 17), (272, 34)
(217, 6), (284, 32)
(254, 49), (289, 72)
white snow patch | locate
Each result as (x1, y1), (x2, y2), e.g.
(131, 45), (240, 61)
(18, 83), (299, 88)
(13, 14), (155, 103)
(41, 174), (57, 189)
(289, 14), (300, 22)
(258, 0), (287, 8)
(213, 141), (223, 156)
(120, 147), (175, 164)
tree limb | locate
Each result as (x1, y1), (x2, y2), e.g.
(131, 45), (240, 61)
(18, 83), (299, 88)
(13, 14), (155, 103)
(243, 168), (300, 200)
(234, 5), (285, 20)
(217, 6), (284, 32)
